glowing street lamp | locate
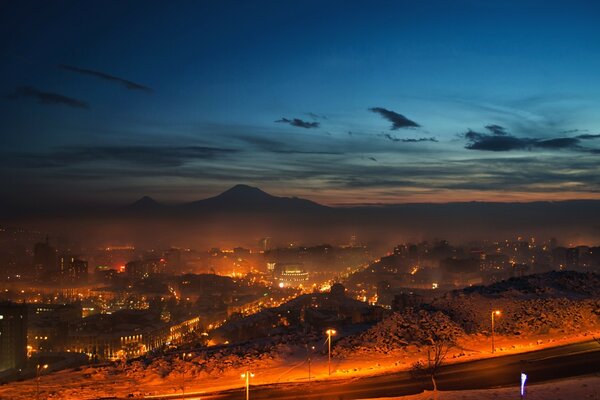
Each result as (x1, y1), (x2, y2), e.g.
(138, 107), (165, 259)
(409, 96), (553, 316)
(241, 371), (254, 400)
(491, 310), (501, 353)
(36, 364), (48, 400)
(326, 329), (337, 376)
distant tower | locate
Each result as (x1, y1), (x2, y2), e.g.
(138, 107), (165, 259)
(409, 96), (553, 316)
(259, 237), (271, 251)
(33, 237), (57, 281)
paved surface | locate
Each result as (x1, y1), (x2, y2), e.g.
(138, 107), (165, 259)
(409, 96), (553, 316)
(142, 340), (600, 400)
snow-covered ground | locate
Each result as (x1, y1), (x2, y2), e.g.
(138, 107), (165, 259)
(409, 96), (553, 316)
(360, 374), (600, 400)
(1, 329), (597, 400)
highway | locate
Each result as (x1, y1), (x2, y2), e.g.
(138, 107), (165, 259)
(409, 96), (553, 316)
(147, 340), (600, 400)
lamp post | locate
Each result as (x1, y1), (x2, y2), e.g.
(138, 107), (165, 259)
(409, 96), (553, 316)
(491, 310), (501, 353)
(181, 352), (192, 397)
(241, 371), (254, 400)
(326, 329), (337, 376)
(35, 364), (48, 400)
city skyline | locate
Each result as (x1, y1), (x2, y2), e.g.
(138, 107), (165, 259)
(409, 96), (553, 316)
(2, 1), (600, 208)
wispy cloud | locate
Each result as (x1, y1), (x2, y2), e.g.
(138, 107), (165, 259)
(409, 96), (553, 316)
(305, 112), (327, 120)
(275, 117), (320, 129)
(231, 135), (341, 155)
(484, 124), (507, 135)
(7, 86), (90, 109)
(463, 126), (600, 152)
(369, 107), (420, 130)
(8, 145), (237, 168)
(575, 133), (600, 139)
(59, 64), (153, 92)
(560, 128), (588, 134)
(381, 133), (438, 143)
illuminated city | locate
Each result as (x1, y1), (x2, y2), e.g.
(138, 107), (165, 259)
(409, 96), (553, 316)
(1, 1), (600, 399)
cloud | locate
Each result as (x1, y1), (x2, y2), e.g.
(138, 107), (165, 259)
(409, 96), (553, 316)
(463, 126), (600, 152)
(8, 145), (237, 168)
(369, 107), (420, 130)
(464, 130), (535, 151)
(485, 124), (507, 135)
(382, 133), (438, 143)
(7, 86), (90, 109)
(534, 137), (580, 149)
(59, 64), (153, 92)
(306, 112), (327, 120)
(575, 133), (600, 140)
(275, 117), (320, 129)
(231, 135), (341, 155)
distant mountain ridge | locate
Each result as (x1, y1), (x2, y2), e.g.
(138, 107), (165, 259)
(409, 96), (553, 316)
(6, 184), (600, 249)
(119, 186), (600, 240)
(184, 184), (326, 211)
(125, 184), (327, 215)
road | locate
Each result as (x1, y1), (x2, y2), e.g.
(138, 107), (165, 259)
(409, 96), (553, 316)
(143, 340), (600, 400)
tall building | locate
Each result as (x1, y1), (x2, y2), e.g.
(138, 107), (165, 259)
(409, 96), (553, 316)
(258, 237), (271, 252)
(0, 302), (28, 372)
(58, 255), (89, 283)
(33, 238), (57, 281)
(125, 258), (166, 281)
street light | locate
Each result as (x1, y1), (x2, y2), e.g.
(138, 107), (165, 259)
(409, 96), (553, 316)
(36, 364), (48, 400)
(491, 310), (501, 353)
(181, 352), (192, 397)
(326, 329), (337, 376)
(241, 371), (254, 400)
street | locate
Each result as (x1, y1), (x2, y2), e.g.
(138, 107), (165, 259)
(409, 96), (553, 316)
(147, 340), (600, 400)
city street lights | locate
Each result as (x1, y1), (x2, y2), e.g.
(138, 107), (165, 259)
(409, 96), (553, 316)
(35, 363), (48, 400)
(326, 329), (337, 376)
(181, 352), (192, 397)
(241, 371), (254, 400)
(491, 310), (501, 353)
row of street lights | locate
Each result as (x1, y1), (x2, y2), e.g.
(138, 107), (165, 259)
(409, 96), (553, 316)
(239, 316), (520, 399)
(33, 313), (507, 399)
(239, 328), (338, 399)
(34, 311), (503, 400)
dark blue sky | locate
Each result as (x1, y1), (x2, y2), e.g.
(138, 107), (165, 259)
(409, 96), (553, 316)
(2, 0), (600, 207)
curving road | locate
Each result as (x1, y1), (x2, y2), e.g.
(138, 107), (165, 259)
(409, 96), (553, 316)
(142, 340), (600, 400)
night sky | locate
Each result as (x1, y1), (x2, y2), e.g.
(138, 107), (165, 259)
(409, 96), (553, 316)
(2, 0), (600, 208)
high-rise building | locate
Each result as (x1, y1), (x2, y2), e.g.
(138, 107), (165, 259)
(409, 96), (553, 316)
(0, 302), (28, 372)
(125, 258), (166, 280)
(33, 238), (57, 281)
(58, 255), (89, 283)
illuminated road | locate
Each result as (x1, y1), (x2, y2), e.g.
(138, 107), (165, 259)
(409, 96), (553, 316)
(140, 340), (600, 400)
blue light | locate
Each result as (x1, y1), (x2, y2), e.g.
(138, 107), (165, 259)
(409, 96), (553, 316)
(521, 372), (528, 397)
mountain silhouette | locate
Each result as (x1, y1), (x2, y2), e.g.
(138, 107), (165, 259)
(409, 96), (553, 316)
(7, 186), (600, 250)
(182, 184), (327, 213)
(121, 195), (163, 214)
